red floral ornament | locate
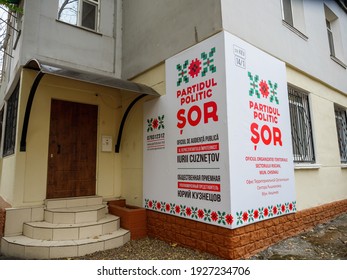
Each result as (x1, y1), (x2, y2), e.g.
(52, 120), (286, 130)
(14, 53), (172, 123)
(156, 202), (161, 210)
(259, 80), (269, 98)
(242, 212), (249, 222)
(281, 204), (286, 213)
(253, 209), (259, 219)
(186, 207), (192, 216)
(264, 208), (269, 217)
(211, 211), (218, 222)
(273, 206), (278, 215)
(175, 205), (181, 214)
(197, 209), (204, 219)
(188, 58), (202, 78)
(148, 201), (153, 209)
(165, 203), (170, 212)
(226, 214), (233, 225)
(152, 118), (159, 129)
(289, 203), (293, 211)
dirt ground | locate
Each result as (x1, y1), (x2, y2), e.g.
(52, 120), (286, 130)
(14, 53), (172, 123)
(0, 212), (346, 260)
(68, 212), (347, 260)
(250, 212), (347, 260)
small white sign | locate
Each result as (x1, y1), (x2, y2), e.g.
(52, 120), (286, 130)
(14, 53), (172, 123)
(101, 135), (113, 152)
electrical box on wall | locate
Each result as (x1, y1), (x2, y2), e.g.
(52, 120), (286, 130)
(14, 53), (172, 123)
(101, 136), (113, 152)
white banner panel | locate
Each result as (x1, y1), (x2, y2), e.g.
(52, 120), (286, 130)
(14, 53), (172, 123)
(144, 31), (295, 228)
(224, 32), (296, 228)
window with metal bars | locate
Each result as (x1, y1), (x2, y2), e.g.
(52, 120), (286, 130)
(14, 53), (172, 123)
(0, 106), (4, 155)
(3, 82), (19, 157)
(334, 106), (347, 163)
(288, 86), (315, 163)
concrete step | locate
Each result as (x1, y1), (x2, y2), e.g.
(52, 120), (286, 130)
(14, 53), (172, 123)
(23, 214), (119, 241)
(44, 204), (107, 224)
(1, 229), (130, 259)
(45, 196), (103, 210)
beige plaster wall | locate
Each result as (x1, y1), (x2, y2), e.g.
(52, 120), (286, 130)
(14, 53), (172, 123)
(120, 64), (165, 206)
(286, 66), (347, 210)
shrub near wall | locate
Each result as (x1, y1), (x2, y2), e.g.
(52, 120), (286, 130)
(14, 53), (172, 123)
(147, 199), (347, 259)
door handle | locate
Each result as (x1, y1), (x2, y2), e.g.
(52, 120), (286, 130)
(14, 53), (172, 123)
(57, 144), (61, 154)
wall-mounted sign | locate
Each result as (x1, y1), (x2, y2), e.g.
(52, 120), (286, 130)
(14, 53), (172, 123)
(144, 31), (296, 228)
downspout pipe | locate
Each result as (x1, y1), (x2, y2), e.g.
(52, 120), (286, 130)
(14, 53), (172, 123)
(20, 71), (45, 151)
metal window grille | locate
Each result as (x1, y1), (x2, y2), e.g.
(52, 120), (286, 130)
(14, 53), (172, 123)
(335, 107), (347, 163)
(288, 86), (315, 163)
(3, 82), (19, 157)
(0, 107), (4, 154)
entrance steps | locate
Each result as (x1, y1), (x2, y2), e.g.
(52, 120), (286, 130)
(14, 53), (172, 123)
(1, 196), (130, 259)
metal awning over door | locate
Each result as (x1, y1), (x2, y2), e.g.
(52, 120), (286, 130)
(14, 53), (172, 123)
(20, 58), (160, 152)
(24, 59), (159, 96)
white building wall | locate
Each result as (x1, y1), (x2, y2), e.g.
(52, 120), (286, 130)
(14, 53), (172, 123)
(122, 0), (222, 79)
(221, 0), (347, 94)
(18, 0), (119, 76)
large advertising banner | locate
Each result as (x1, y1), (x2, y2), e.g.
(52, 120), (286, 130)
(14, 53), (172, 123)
(224, 33), (296, 228)
(143, 31), (296, 229)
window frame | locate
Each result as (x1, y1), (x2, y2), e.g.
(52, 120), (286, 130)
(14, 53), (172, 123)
(57, 0), (100, 32)
(288, 86), (315, 163)
(326, 19), (336, 57)
(3, 82), (19, 157)
(324, 4), (347, 68)
(334, 106), (347, 164)
(281, 0), (308, 40)
(282, 0), (294, 26)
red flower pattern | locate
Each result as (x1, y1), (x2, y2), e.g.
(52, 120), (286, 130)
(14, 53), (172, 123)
(186, 207), (192, 216)
(156, 202), (161, 210)
(152, 118), (159, 129)
(259, 80), (269, 98)
(242, 212), (249, 222)
(253, 209), (259, 219)
(211, 211), (218, 222)
(148, 201), (153, 208)
(289, 203), (293, 211)
(188, 58), (202, 78)
(226, 214), (233, 225)
(197, 209), (204, 219)
(146, 198), (295, 227)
